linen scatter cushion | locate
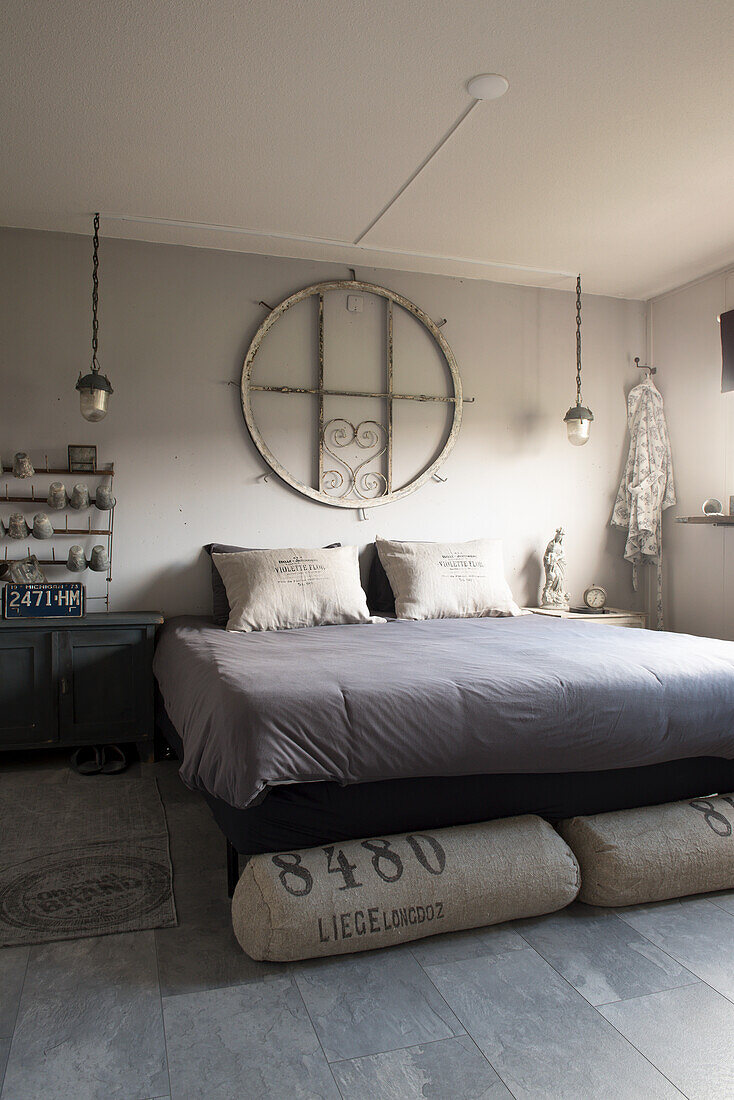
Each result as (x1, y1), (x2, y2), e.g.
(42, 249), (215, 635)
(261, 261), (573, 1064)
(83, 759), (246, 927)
(375, 537), (524, 620)
(559, 793), (734, 906)
(232, 815), (580, 962)
(205, 542), (339, 626)
(212, 544), (381, 632)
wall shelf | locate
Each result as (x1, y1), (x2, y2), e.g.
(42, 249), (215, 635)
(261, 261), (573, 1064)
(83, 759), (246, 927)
(2, 456), (115, 608)
(6, 559), (106, 569)
(4, 529), (113, 538)
(30, 467), (113, 477)
(2, 496), (111, 506)
(675, 516), (734, 526)
(0, 465), (114, 478)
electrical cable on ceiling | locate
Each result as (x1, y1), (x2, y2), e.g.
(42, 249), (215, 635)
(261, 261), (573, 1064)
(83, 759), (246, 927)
(352, 100), (479, 245)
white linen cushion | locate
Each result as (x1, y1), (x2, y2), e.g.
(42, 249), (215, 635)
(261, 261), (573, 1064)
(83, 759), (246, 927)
(212, 545), (382, 632)
(375, 537), (524, 620)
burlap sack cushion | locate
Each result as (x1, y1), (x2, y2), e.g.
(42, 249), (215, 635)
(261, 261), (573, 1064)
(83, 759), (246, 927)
(375, 537), (525, 620)
(559, 792), (734, 906)
(232, 815), (580, 962)
(213, 545), (383, 633)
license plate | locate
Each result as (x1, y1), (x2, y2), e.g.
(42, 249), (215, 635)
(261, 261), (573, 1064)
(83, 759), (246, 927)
(2, 582), (86, 618)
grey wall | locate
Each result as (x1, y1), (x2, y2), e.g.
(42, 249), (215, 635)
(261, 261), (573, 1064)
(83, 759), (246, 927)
(0, 227), (645, 617)
(650, 271), (734, 638)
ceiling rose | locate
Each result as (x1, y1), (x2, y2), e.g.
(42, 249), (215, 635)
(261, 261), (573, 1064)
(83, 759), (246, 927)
(466, 73), (509, 101)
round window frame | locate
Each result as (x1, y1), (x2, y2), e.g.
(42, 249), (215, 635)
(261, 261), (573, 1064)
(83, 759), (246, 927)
(241, 280), (463, 508)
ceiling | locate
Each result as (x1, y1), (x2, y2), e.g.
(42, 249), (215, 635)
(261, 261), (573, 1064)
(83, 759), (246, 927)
(2, 0), (734, 300)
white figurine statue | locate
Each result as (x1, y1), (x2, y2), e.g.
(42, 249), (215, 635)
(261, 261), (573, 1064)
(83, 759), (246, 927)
(541, 527), (570, 609)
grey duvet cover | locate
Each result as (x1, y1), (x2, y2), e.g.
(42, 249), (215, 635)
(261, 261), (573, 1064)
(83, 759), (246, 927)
(153, 614), (734, 809)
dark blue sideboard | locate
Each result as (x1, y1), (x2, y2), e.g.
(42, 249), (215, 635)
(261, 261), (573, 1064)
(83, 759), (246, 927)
(0, 612), (163, 761)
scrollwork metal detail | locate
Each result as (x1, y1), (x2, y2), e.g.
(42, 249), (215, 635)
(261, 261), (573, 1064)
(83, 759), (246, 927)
(322, 419), (388, 500)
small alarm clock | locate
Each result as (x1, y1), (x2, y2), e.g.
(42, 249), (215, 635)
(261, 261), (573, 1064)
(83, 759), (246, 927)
(583, 583), (608, 610)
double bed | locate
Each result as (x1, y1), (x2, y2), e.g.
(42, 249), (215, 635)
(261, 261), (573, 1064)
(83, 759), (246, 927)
(154, 613), (734, 892)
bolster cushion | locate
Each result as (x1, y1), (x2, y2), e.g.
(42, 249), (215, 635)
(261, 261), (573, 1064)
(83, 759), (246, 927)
(232, 815), (580, 962)
(559, 792), (734, 906)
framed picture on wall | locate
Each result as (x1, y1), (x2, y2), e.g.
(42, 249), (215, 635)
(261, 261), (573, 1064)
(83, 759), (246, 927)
(68, 444), (97, 473)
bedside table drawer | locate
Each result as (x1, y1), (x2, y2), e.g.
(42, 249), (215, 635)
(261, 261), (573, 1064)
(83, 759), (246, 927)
(526, 608), (647, 629)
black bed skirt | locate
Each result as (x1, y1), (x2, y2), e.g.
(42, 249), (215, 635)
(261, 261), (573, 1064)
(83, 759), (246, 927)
(156, 699), (734, 856)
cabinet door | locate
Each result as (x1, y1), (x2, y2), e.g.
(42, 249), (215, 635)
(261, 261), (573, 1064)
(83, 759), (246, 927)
(0, 631), (57, 747)
(57, 628), (148, 745)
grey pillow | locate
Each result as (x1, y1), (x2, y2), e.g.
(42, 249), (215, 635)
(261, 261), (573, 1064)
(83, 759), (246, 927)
(366, 545), (396, 616)
(204, 542), (340, 627)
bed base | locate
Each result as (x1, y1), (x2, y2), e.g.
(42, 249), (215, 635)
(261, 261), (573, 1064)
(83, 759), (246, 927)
(226, 839), (240, 898)
(155, 694), (734, 897)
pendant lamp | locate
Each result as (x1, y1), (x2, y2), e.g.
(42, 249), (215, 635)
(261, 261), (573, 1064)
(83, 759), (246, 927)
(563, 275), (593, 446)
(76, 213), (113, 421)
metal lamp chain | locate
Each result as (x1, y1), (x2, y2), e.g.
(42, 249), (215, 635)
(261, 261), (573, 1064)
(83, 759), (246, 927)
(575, 274), (582, 405)
(91, 212), (100, 372)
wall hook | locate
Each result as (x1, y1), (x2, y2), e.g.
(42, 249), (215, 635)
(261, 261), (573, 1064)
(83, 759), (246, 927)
(435, 318), (447, 328)
(349, 269), (356, 281)
(634, 356), (657, 377)
(432, 473), (448, 483)
(358, 507), (368, 521)
(259, 300), (274, 311)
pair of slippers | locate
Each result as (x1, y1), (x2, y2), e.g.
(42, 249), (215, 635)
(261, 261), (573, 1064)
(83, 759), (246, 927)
(70, 745), (128, 775)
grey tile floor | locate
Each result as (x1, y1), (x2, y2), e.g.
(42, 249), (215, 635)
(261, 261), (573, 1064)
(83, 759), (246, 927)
(2, 755), (734, 1099)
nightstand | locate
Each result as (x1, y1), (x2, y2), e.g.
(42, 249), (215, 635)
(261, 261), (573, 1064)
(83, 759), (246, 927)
(526, 607), (647, 628)
(0, 612), (163, 760)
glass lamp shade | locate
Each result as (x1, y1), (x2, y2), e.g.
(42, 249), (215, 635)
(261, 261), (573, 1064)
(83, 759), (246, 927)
(564, 404), (594, 447)
(76, 371), (113, 422)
